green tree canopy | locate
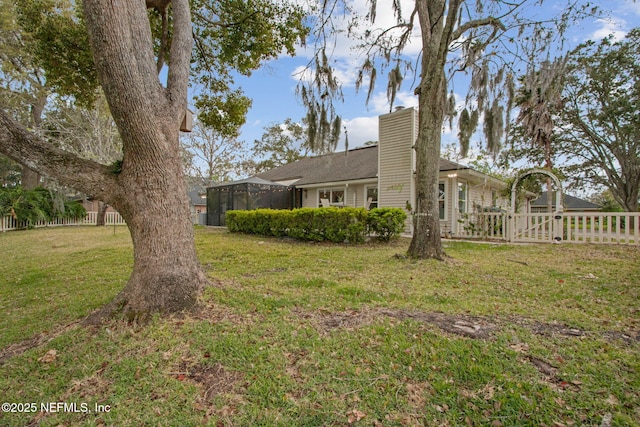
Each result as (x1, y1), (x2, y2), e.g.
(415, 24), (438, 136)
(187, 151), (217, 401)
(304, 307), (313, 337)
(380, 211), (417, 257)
(558, 29), (640, 212)
(9, 0), (309, 137)
(508, 29), (640, 212)
(252, 118), (313, 173)
(13, 0), (98, 106)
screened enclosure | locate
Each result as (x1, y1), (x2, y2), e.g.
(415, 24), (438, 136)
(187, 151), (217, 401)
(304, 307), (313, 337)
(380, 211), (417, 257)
(206, 177), (299, 226)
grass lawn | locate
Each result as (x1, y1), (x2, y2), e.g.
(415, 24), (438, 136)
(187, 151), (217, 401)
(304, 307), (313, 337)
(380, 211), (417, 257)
(0, 226), (638, 426)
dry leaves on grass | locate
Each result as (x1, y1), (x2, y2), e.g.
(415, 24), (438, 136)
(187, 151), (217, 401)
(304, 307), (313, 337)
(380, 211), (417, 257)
(347, 408), (367, 424)
(406, 382), (432, 408)
(38, 349), (57, 363)
(509, 343), (530, 353)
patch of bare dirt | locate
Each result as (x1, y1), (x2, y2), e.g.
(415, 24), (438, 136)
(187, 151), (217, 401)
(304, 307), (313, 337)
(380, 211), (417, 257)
(291, 307), (639, 344)
(294, 307), (497, 339)
(178, 361), (245, 404)
(284, 349), (308, 385)
(509, 317), (639, 345)
(185, 302), (258, 326)
(405, 381), (434, 409)
(62, 362), (112, 400)
(0, 321), (80, 365)
(381, 310), (496, 339)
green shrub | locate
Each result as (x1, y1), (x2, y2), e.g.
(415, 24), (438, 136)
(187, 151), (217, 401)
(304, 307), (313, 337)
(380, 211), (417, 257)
(226, 207), (406, 244)
(0, 187), (87, 227)
(285, 208), (364, 243)
(366, 207), (407, 241)
(227, 209), (292, 237)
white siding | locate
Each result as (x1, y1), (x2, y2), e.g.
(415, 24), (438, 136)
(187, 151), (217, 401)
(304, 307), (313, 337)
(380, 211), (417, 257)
(299, 183), (371, 208)
(441, 173), (508, 236)
(379, 107), (417, 231)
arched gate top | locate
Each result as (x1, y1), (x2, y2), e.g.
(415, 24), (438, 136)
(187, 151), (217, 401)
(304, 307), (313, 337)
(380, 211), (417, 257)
(510, 168), (563, 214)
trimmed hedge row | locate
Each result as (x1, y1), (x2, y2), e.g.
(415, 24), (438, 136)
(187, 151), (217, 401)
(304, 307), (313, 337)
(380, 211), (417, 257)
(226, 207), (407, 243)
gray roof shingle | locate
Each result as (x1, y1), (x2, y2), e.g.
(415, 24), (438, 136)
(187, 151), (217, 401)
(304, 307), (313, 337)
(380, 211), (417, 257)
(532, 191), (601, 210)
(256, 145), (469, 185)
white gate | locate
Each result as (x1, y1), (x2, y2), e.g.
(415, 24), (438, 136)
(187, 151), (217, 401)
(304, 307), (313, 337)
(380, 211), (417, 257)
(509, 212), (640, 245)
(510, 169), (564, 244)
(511, 213), (563, 243)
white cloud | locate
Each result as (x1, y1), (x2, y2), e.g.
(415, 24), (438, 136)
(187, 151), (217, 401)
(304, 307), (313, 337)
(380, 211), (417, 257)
(369, 90), (419, 114)
(589, 18), (627, 41)
(343, 116), (378, 147)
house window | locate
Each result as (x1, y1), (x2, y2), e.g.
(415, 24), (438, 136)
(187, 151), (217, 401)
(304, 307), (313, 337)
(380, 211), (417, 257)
(366, 186), (378, 209)
(438, 182), (445, 220)
(458, 182), (467, 213)
(318, 188), (344, 205)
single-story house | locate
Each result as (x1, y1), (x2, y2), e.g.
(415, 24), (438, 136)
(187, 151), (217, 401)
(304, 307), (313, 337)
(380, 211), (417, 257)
(531, 191), (601, 213)
(209, 107), (521, 235)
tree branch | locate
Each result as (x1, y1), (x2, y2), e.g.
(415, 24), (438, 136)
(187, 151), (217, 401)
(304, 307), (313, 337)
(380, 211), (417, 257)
(193, 10), (260, 29)
(145, 0), (171, 10)
(0, 108), (121, 202)
(166, 0), (192, 121)
(83, 0), (165, 134)
(451, 16), (505, 43)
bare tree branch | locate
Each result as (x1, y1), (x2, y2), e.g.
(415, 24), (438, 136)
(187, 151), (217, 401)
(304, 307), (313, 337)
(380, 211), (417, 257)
(0, 108), (120, 201)
(451, 16), (505, 43)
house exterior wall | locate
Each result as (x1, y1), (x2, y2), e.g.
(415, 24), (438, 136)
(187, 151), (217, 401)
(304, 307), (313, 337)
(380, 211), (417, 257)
(378, 107), (417, 231)
(467, 183), (508, 211)
(300, 182), (375, 209)
(437, 173), (509, 236)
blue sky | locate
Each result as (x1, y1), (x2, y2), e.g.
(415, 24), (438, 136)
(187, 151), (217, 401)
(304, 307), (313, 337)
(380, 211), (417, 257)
(208, 0), (640, 158)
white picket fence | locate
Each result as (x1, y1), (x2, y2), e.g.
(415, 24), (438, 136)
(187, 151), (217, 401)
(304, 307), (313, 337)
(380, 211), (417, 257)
(457, 211), (640, 245)
(456, 212), (508, 240)
(1, 211), (126, 232)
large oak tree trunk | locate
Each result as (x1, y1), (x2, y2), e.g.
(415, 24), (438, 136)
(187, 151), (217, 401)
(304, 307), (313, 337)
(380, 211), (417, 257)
(81, 0), (209, 322)
(1, 0), (210, 323)
(94, 150), (208, 322)
(407, 0), (449, 260)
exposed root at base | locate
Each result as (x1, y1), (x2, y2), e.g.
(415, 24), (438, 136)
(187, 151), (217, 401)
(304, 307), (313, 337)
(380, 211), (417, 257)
(0, 321), (80, 365)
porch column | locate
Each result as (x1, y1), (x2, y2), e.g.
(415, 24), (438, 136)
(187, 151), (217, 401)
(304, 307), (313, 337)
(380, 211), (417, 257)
(345, 183), (350, 207)
(448, 174), (458, 235)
